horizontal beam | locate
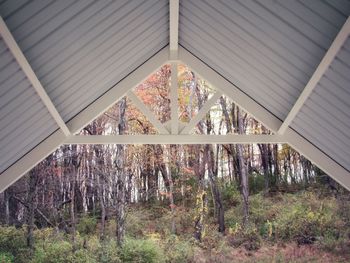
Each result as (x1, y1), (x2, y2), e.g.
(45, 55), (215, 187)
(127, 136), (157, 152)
(0, 17), (70, 136)
(0, 47), (169, 193)
(278, 17), (350, 134)
(181, 91), (222, 134)
(178, 47), (281, 133)
(0, 130), (66, 193)
(65, 134), (286, 145)
(178, 46), (350, 191)
(127, 91), (169, 134)
(67, 46), (169, 134)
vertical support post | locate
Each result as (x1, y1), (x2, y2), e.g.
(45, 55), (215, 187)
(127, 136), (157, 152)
(171, 62), (178, 134)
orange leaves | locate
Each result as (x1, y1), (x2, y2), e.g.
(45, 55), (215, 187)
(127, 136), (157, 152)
(182, 167), (195, 176)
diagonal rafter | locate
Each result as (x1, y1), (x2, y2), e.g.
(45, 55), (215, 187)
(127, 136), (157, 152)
(278, 17), (350, 134)
(180, 91), (222, 134)
(67, 47), (169, 134)
(0, 17), (70, 136)
(127, 91), (169, 134)
(0, 47), (169, 193)
(178, 46), (350, 191)
(179, 47), (281, 133)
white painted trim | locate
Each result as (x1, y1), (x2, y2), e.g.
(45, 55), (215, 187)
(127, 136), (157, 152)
(285, 129), (350, 191)
(169, 0), (179, 59)
(180, 91), (222, 134)
(127, 91), (169, 134)
(0, 17), (71, 136)
(170, 62), (179, 134)
(65, 134), (286, 145)
(178, 47), (281, 132)
(164, 120), (186, 134)
(179, 46), (350, 190)
(1, 44), (350, 193)
(67, 46), (169, 134)
(278, 17), (350, 134)
(0, 47), (168, 193)
(0, 130), (66, 193)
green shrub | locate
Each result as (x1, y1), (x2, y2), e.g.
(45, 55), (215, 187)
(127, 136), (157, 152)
(273, 192), (341, 243)
(119, 238), (164, 263)
(0, 226), (26, 257)
(249, 193), (275, 226)
(162, 235), (194, 263)
(97, 238), (121, 263)
(221, 183), (241, 208)
(31, 240), (73, 263)
(125, 208), (149, 237)
(71, 249), (97, 263)
(0, 252), (14, 263)
(77, 216), (97, 236)
(249, 173), (266, 194)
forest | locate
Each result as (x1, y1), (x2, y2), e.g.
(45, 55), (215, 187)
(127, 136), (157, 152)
(0, 65), (350, 263)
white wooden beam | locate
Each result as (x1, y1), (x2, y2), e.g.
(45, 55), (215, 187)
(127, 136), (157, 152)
(65, 134), (286, 145)
(170, 62), (179, 134)
(178, 46), (350, 191)
(67, 47), (169, 134)
(0, 130), (66, 193)
(0, 47), (168, 193)
(169, 0), (179, 60)
(178, 47), (281, 132)
(164, 120), (187, 134)
(278, 17), (350, 134)
(0, 17), (70, 136)
(127, 91), (169, 134)
(181, 91), (222, 134)
(285, 129), (350, 191)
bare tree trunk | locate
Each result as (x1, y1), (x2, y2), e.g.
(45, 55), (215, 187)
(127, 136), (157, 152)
(4, 189), (10, 225)
(258, 143), (270, 193)
(168, 166), (176, 234)
(27, 169), (39, 250)
(70, 168), (76, 250)
(116, 97), (127, 246)
(236, 108), (249, 227)
(273, 144), (280, 184)
(191, 145), (206, 241)
(159, 154), (176, 234)
(93, 118), (107, 240)
(96, 171), (106, 240)
(206, 144), (225, 233)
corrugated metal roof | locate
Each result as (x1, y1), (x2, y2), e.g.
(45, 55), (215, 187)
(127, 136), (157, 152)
(0, 0), (169, 122)
(0, 36), (58, 173)
(292, 36), (350, 171)
(179, 0), (350, 120)
(0, 0), (349, 186)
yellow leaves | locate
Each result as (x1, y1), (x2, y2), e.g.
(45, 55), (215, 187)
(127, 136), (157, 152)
(267, 220), (273, 238)
(307, 211), (315, 220)
(146, 232), (161, 241)
(228, 222), (241, 235)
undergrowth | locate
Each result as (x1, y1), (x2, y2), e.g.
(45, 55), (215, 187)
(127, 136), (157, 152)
(0, 189), (349, 263)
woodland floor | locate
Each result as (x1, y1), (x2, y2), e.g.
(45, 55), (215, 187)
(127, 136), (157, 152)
(1, 186), (350, 263)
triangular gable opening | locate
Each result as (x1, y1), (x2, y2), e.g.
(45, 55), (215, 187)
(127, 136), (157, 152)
(77, 64), (174, 136)
(177, 64), (272, 136)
